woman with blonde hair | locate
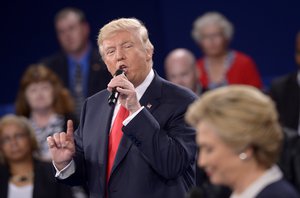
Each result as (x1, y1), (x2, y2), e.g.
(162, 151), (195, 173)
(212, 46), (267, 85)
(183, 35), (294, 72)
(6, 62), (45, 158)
(186, 85), (299, 197)
(0, 115), (73, 198)
(15, 64), (77, 161)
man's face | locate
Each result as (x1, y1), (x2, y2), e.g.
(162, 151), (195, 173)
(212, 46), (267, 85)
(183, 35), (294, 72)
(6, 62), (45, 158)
(165, 57), (198, 92)
(101, 30), (153, 87)
(55, 12), (89, 54)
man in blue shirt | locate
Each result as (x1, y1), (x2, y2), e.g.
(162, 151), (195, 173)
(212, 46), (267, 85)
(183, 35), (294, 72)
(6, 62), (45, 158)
(43, 7), (111, 118)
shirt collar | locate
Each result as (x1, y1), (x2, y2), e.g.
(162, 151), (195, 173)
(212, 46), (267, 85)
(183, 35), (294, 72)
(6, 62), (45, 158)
(67, 43), (92, 65)
(135, 69), (155, 100)
(230, 165), (283, 198)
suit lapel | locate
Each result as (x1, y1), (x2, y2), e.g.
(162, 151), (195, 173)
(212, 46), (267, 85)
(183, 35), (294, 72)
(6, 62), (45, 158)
(96, 98), (115, 165)
(109, 73), (162, 179)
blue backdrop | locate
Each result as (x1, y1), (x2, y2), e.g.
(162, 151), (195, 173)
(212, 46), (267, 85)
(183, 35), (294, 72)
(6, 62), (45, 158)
(1, 0), (299, 107)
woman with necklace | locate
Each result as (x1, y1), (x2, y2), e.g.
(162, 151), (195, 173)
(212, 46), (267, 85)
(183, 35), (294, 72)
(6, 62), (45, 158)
(0, 115), (74, 198)
(192, 12), (263, 90)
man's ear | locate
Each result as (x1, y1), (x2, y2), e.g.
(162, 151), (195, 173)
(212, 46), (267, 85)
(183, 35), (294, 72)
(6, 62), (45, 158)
(145, 47), (153, 61)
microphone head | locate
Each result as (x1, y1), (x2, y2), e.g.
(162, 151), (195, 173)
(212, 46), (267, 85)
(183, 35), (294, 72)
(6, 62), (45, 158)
(114, 69), (124, 77)
(108, 69), (125, 106)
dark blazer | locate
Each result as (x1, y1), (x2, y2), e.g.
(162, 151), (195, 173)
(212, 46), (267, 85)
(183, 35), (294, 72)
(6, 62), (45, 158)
(256, 179), (299, 198)
(0, 159), (73, 198)
(42, 47), (112, 97)
(269, 72), (300, 130)
(187, 179), (299, 198)
(279, 127), (300, 193)
(59, 72), (198, 198)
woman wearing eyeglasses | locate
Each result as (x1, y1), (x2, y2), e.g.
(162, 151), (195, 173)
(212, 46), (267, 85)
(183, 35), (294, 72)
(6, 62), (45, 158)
(0, 115), (73, 198)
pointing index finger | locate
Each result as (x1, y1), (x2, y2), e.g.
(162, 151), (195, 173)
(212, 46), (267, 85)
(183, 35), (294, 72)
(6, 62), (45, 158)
(66, 120), (74, 136)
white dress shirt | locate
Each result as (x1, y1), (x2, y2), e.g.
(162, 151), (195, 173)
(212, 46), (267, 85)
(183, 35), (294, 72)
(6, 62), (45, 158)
(8, 183), (33, 198)
(54, 69), (155, 179)
(230, 165), (283, 198)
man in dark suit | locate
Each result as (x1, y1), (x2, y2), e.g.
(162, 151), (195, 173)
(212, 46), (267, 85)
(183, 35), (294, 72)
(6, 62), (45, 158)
(269, 31), (300, 134)
(42, 7), (111, 118)
(47, 18), (197, 198)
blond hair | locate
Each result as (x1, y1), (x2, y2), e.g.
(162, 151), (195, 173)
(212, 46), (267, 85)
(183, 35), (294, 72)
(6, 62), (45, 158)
(0, 115), (39, 164)
(97, 18), (154, 56)
(185, 85), (283, 168)
(192, 12), (234, 42)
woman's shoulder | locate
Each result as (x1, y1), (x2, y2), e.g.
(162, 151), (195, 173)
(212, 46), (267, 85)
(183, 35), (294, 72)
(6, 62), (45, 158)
(257, 179), (299, 198)
(233, 50), (256, 65)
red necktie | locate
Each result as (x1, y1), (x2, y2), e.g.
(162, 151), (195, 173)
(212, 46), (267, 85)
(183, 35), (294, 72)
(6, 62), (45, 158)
(106, 105), (129, 182)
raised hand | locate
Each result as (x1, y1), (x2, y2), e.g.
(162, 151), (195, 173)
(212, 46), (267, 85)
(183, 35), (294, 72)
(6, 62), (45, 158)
(47, 120), (76, 170)
(107, 74), (141, 114)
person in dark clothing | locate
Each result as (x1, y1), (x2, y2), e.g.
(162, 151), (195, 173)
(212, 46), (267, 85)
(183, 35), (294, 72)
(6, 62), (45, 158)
(269, 31), (300, 134)
(0, 115), (74, 198)
(42, 7), (111, 118)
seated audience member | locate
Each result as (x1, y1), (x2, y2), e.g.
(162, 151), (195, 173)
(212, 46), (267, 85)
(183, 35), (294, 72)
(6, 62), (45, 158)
(0, 115), (74, 198)
(165, 49), (230, 197)
(15, 64), (77, 161)
(269, 31), (300, 134)
(185, 85), (299, 198)
(42, 7), (111, 118)
(164, 48), (203, 95)
(192, 12), (262, 90)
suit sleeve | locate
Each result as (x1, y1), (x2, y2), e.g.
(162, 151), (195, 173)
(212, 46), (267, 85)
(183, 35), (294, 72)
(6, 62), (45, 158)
(122, 98), (197, 180)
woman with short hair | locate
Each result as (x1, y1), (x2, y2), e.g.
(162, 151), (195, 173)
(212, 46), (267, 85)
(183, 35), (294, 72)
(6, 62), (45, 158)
(186, 85), (299, 198)
(192, 12), (262, 90)
(0, 115), (73, 198)
(15, 64), (77, 161)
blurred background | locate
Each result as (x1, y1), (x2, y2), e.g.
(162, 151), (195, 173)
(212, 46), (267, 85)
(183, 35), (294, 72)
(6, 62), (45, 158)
(1, 0), (300, 110)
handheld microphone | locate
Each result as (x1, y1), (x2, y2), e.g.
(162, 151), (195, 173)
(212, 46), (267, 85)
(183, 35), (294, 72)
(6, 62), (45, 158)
(108, 69), (125, 106)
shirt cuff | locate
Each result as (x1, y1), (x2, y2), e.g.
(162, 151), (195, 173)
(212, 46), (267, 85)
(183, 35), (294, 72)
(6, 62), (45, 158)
(53, 160), (75, 179)
(123, 106), (144, 126)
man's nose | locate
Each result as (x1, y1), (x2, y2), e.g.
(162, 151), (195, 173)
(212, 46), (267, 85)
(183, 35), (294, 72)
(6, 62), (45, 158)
(116, 48), (125, 61)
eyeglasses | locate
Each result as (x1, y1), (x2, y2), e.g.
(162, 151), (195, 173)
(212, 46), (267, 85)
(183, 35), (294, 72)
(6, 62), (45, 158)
(0, 133), (28, 145)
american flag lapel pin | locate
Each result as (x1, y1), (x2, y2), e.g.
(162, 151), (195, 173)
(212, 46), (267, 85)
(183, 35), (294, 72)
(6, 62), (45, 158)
(146, 103), (152, 109)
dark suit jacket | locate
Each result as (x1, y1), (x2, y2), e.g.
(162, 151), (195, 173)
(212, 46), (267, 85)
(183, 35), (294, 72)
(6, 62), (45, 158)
(187, 179), (299, 198)
(0, 159), (73, 198)
(256, 179), (299, 198)
(42, 47), (112, 97)
(59, 73), (197, 198)
(269, 72), (300, 130)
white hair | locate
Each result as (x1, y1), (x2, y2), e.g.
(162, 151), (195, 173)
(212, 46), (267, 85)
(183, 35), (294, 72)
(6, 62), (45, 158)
(192, 12), (234, 42)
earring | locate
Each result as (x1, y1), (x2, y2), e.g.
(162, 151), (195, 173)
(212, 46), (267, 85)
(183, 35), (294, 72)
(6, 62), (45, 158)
(239, 153), (248, 160)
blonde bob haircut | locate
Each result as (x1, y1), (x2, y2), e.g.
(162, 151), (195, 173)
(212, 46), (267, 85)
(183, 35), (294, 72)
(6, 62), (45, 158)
(185, 85), (283, 168)
(97, 18), (154, 57)
(0, 115), (39, 164)
(192, 12), (234, 42)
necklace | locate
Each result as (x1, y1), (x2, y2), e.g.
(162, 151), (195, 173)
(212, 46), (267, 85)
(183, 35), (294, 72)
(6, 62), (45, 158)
(10, 172), (34, 183)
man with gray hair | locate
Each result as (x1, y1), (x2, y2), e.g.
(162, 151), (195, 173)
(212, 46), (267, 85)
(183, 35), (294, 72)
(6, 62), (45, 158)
(47, 18), (197, 198)
(165, 48), (203, 95)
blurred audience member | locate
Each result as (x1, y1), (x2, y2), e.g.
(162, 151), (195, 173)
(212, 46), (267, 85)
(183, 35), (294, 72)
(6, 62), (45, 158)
(186, 85), (299, 198)
(0, 115), (73, 198)
(192, 12), (262, 90)
(15, 64), (76, 161)
(165, 48), (203, 95)
(269, 31), (300, 134)
(42, 7), (111, 118)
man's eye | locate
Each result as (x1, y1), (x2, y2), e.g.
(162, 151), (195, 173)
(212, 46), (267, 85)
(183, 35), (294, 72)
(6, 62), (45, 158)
(124, 44), (132, 48)
(107, 50), (115, 55)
